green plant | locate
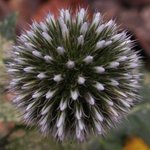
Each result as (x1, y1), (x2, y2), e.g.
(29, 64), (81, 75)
(8, 8), (142, 141)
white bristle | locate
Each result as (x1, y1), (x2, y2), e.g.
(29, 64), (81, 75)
(109, 62), (120, 68)
(105, 41), (112, 46)
(110, 107), (118, 117)
(57, 112), (65, 128)
(96, 24), (105, 34)
(53, 74), (62, 82)
(26, 102), (35, 111)
(37, 73), (46, 79)
(94, 121), (102, 133)
(105, 20), (115, 28)
(94, 66), (105, 74)
(120, 99), (131, 107)
(129, 63), (138, 68)
(57, 47), (65, 55)
(46, 14), (55, 24)
(75, 108), (82, 120)
(78, 120), (84, 130)
(80, 22), (88, 34)
(14, 58), (25, 64)
(118, 56), (127, 62)
(115, 90), (127, 98)
(78, 8), (86, 24)
(60, 9), (65, 18)
(66, 60), (75, 69)
(77, 35), (84, 46)
(8, 69), (19, 73)
(32, 22), (39, 30)
(46, 90), (55, 99)
(41, 105), (51, 115)
(59, 18), (69, 39)
(83, 55), (93, 64)
(40, 22), (48, 32)
(57, 125), (64, 137)
(71, 90), (79, 100)
(25, 42), (35, 50)
(94, 109), (104, 122)
(23, 67), (34, 73)
(42, 32), (52, 42)
(94, 82), (105, 91)
(20, 34), (28, 42)
(92, 12), (102, 26)
(85, 93), (95, 105)
(32, 91), (43, 98)
(40, 115), (48, 125)
(44, 55), (53, 62)
(60, 99), (67, 111)
(27, 31), (35, 39)
(112, 33), (125, 41)
(77, 76), (86, 85)
(64, 9), (70, 22)
(76, 127), (82, 140)
(110, 79), (119, 86)
(126, 98), (133, 102)
(14, 95), (26, 103)
(32, 50), (42, 58)
(95, 40), (105, 50)
(106, 100), (114, 106)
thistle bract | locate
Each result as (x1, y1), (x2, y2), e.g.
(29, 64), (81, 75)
(8, 8), (142, 141)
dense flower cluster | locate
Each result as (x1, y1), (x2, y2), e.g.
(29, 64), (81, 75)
(8, 8), (142, 141)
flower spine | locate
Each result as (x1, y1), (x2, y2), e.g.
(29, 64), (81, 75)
(8, 8), (142, 142)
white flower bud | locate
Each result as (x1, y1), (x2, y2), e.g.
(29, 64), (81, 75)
(94, 66), (105, 73)
(94, 82), (105, 91)
(32, 91), (43, 98)
(95, 40), (105, 50)
(80, 22), (88, 34)
(71, 90), (79, 100)
(91, 12), (102, 26)
(37, 73), (46, 79)
(109, 62), (120, 68)
(83, 56), (93, 64)
(41, 105), (51, 115)
(94, 109), (104, 122)
(60, 99), (67, 111)
(110, 79), (119, 86)
(53, 74), (62, 82)
(32, 50), (42, 58)
(85, 93), (95, 105)
(77, 35), (84, 46)
(57, 112), (65, 128)
(66, 60), (75, 69)
(117, 56), (127, 62)
(23, 67), (34, 73)
(40, 22), (48, 32)
(57, 47), (65, 55)
(46, 90), (55, 99)
(44, 55), (53, 62)
(77, 76), (86, 85)
(96, 24), (105, 34)
(42, 32), (52, 42)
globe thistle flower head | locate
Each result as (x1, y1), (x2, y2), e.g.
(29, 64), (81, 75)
(8, 8), (142, 142)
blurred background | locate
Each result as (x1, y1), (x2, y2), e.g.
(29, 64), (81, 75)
(0, 0), (150, 150)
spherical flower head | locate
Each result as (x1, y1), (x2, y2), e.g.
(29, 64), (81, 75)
(8, 8), (142, 142)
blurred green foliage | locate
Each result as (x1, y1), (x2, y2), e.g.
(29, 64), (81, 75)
(0, 13), (17, 92)
(0, 13), (17, 41)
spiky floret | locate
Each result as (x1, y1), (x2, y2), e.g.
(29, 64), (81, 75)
(8, 8), (142, 141)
